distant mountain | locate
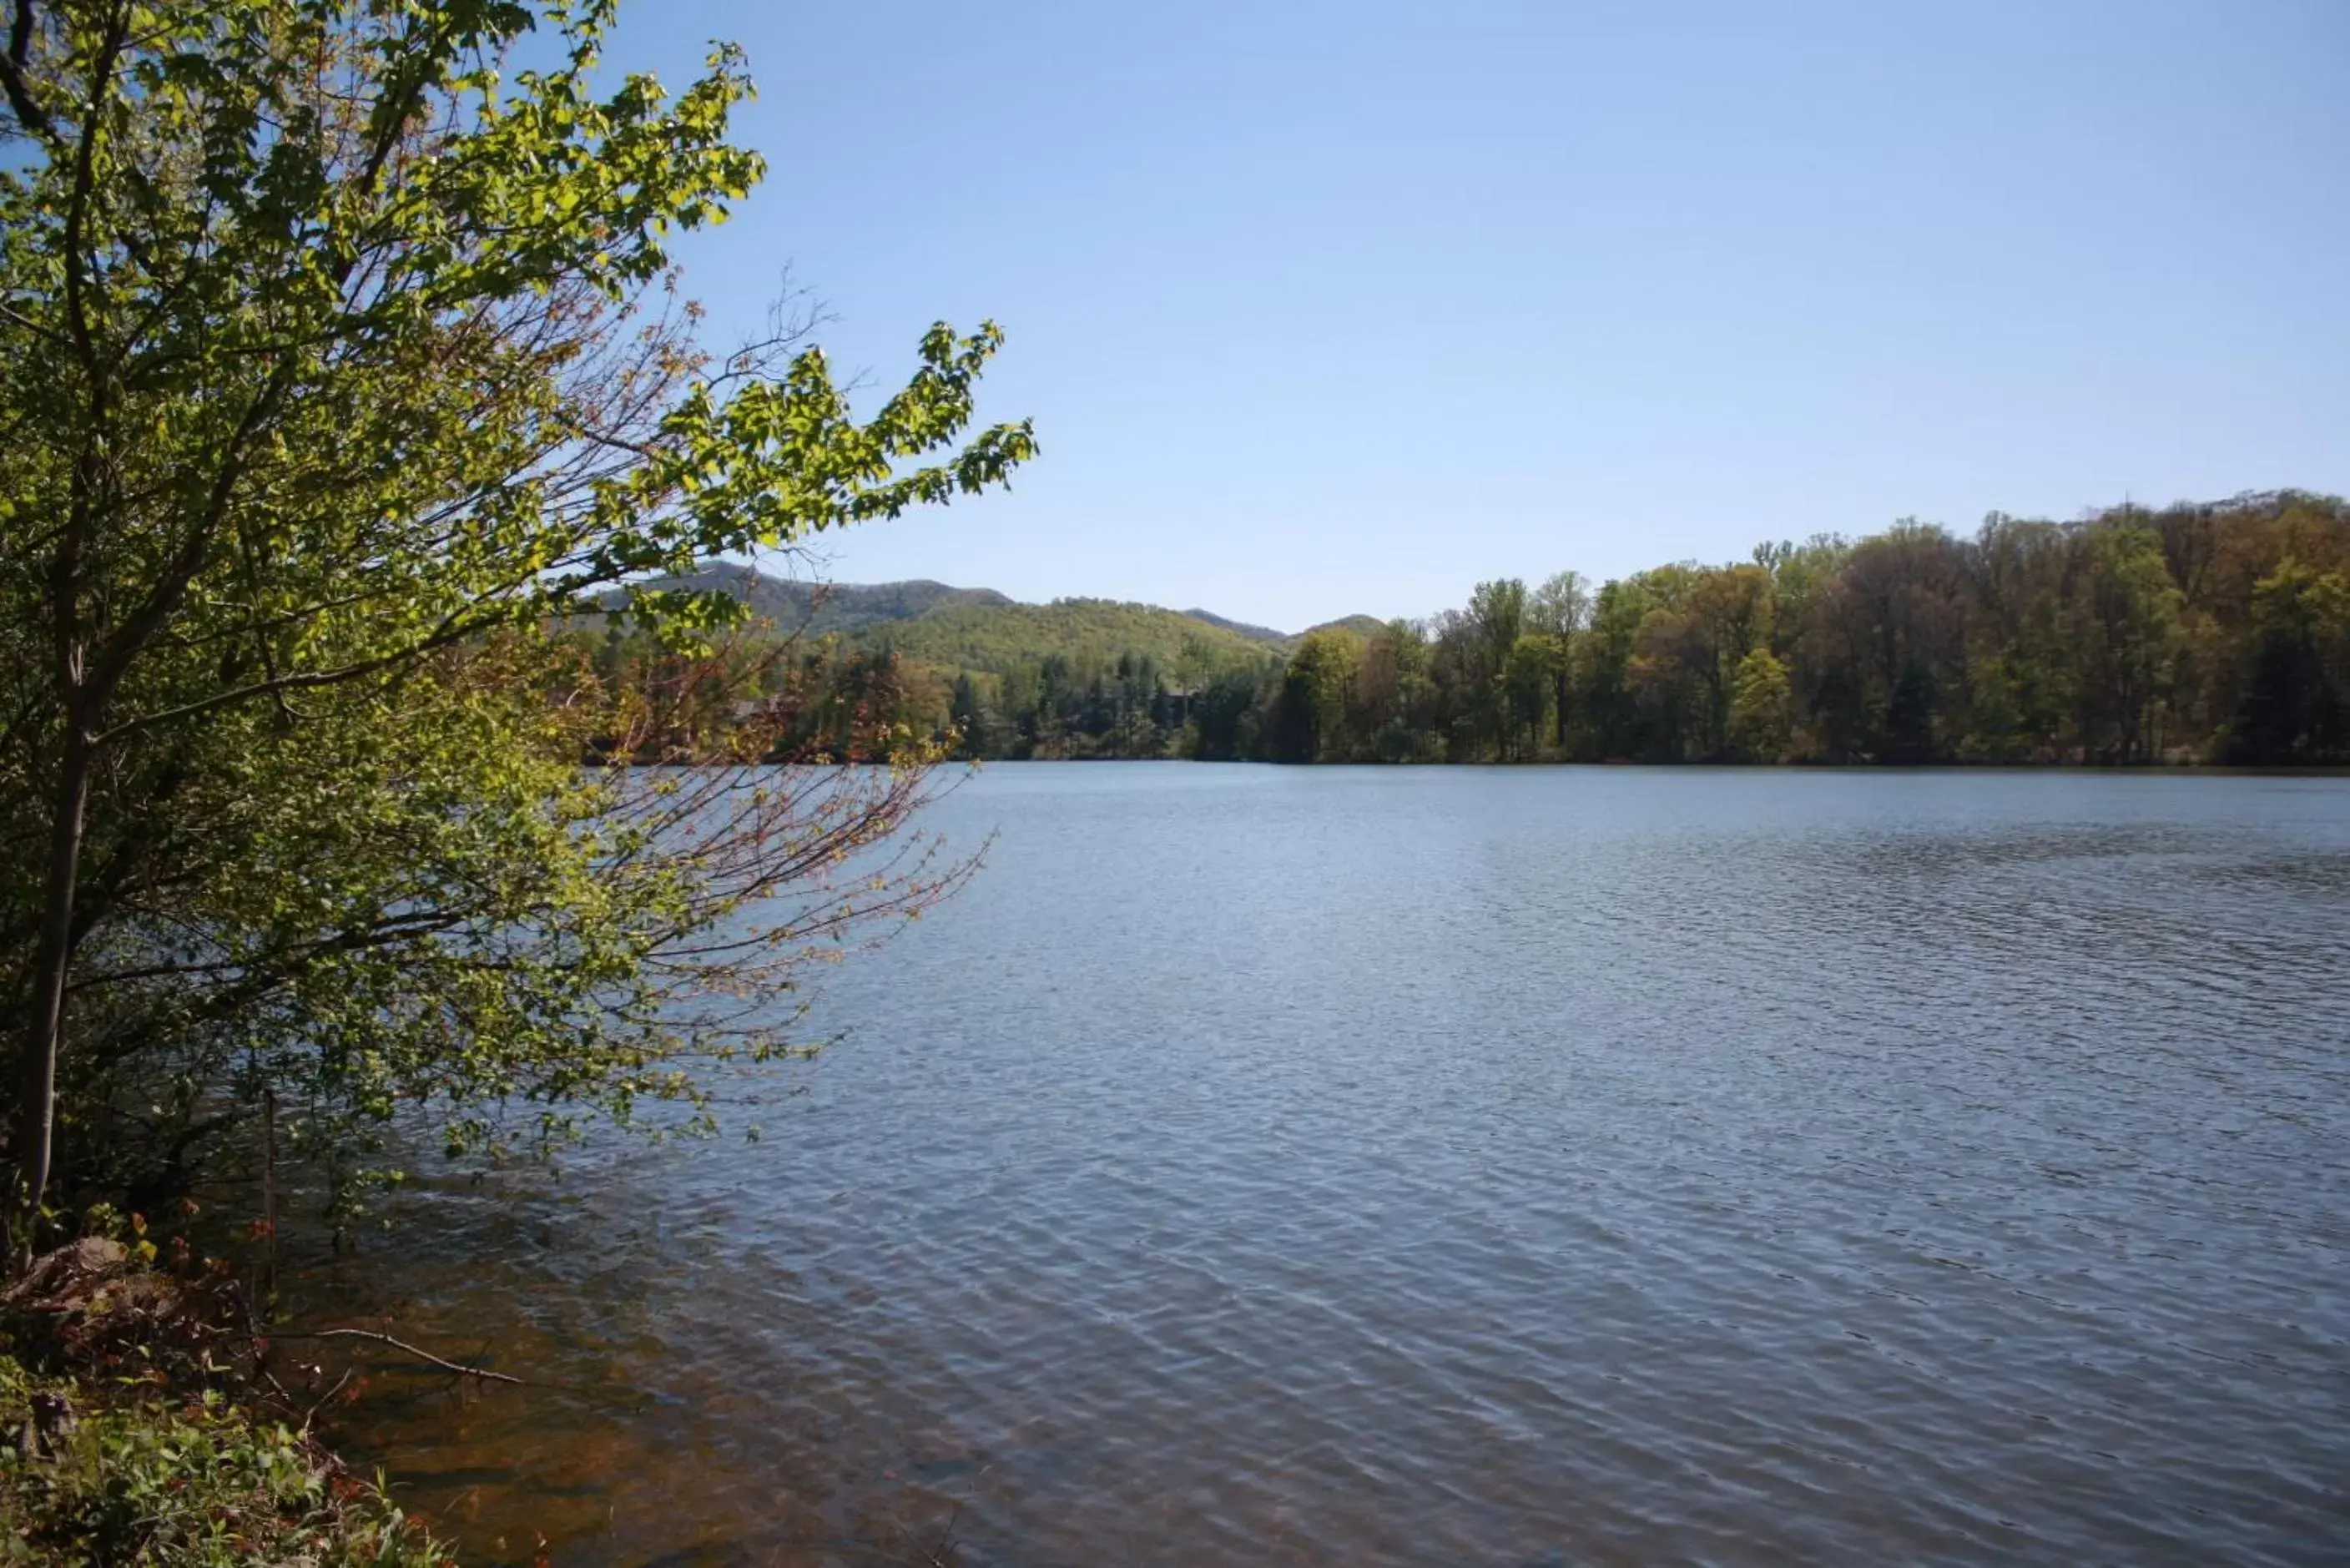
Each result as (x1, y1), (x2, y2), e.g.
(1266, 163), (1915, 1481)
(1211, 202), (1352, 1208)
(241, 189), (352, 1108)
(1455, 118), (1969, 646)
(1180, 608), (1289, 645)
(593, 561), (1384, 678)
(611, 563), (1013, 636)
(859, 597), (1276, 681)
(1298, 614), (1389, 643)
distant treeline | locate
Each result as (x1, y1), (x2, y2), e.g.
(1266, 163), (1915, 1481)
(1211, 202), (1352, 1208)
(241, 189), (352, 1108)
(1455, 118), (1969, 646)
(584, 492), (2350, 767)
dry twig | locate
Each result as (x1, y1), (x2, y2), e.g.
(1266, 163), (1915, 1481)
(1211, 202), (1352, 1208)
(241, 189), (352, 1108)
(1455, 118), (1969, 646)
(263, 1329), (525, 1385)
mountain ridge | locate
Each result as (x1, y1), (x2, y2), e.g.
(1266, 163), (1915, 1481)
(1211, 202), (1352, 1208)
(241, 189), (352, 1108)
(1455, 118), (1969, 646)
(613, 561), (1379, 649)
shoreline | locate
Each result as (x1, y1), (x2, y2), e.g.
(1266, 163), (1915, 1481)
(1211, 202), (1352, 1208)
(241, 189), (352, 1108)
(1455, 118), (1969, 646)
(0, 1239), (451, 1565)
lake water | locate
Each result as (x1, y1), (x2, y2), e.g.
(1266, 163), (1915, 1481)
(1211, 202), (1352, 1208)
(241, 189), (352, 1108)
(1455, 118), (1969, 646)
(301, 765), (2350, 1565)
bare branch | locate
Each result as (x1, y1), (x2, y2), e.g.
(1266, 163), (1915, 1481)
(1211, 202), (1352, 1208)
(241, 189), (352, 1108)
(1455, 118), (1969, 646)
(263, 1329), (525, 1385)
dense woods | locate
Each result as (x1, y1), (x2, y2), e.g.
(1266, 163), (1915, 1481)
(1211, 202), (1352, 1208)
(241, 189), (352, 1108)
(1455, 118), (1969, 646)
(642, 491), (2349, 768)
(1243, 491), (2350, 767)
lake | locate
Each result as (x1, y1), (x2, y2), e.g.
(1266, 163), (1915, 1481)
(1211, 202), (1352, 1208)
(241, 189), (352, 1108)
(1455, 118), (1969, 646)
(300, 764), (2350, 1565)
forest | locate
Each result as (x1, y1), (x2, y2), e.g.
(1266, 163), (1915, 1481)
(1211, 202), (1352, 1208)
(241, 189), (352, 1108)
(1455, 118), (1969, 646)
(585, 490), (2350, 769)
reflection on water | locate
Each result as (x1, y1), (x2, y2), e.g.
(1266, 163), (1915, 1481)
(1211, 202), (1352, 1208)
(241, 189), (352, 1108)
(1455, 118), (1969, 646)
(292, 767), (2350, 1565)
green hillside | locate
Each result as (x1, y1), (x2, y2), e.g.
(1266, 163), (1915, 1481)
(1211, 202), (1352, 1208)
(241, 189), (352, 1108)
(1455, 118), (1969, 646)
(1294, 614), (1389, 645)
(605, 562), (1347, 682)
(605, 563), (1013, 636)
(583, 565), (1382, 761)
(855, 596), (1277, 683)
(603, 562), (1357, 666)
(1180, 607), (1289, 644)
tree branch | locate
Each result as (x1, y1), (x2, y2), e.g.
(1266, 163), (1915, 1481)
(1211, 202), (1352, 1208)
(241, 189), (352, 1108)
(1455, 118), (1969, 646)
(0, 0), (51, 142)
(263, 1329), (525, 1385)
(93, 610), (482, 744)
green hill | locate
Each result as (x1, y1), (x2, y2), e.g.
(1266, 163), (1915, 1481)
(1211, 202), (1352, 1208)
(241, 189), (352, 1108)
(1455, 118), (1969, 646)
(586, 564), (1402, 760)
(1180, 608), (1289, 644)
(1178, 606), (1392, 652)
(604, 562), (1377, 680)
(607, 563), (1013, 636)
(856, 597), (1277, 683)
(1294, 614), (1389, 645)
(594, 563), (1395, 716)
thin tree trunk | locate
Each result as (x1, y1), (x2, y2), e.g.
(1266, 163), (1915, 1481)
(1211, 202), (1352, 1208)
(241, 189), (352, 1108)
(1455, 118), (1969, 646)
(261, 1087), (278, 1299)
(11, 724), (94, 1264)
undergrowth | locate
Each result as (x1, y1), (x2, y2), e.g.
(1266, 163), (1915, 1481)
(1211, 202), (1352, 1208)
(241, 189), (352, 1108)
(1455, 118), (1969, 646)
(0, 1347), (448, 1565)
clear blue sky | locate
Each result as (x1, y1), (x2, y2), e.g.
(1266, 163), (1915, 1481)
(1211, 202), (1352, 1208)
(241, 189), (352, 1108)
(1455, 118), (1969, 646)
(618, 0), (2348, 632)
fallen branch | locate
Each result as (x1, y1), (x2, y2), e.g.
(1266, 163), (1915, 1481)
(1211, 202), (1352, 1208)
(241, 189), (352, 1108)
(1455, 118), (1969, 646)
(920, 1501), (965, 1568)
(263, 1329), (526, 1385)
(300, 1366), (356, 1429)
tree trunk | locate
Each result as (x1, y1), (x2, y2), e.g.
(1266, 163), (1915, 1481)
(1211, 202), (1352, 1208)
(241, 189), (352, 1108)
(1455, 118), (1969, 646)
(10, 725), (94, 1265)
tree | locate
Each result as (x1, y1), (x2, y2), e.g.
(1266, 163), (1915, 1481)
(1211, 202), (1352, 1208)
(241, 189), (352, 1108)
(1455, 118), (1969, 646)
(2073, 527), (2184, 763)
(0, 0), (1036, 1244)
(1883, 656), (1939, 764)
(1727, 648), (1793, 762)
(948, 673), (1008, 759)
(1502, 633), (1566, 759)
(1529, 571), (1590, 637)
(1652, 565), (1772, 758)
(1451, 578), (1527, 757)
(1271, 628), (1360, 761)
(1961, 514), (2071, 759)
(1188, 666), (1268, 760)
(2230, 554), (2350, 763)
(1576, 577), (1654, 760)
(1346, 618), (1432, 761)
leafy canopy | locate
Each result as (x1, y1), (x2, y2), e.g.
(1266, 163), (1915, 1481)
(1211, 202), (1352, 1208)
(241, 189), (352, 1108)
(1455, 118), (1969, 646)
(0, 0), (1035, 1225)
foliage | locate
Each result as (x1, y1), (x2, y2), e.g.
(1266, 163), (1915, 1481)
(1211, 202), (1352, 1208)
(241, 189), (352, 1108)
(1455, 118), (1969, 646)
(866, 598), (1271, 687)
(0, 1352), (447, 1566)
(604, 491), (2350, 773)
(1224, 491), (2350, 766)
(0, 0), (1033, 1235)
(2228, 552), (2350, 764)
(799, 596), (1282, 762)
(572, 581), (1287, 763)
(591, 492), (2350, 773)
(1266, 628), (1363, 763)
(1727, 648), (1793, 763)
(600, 565), (1016, 638)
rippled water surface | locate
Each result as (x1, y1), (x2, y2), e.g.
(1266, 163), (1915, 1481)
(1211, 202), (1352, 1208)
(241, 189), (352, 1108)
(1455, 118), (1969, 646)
(302, 766), (2350, 1565)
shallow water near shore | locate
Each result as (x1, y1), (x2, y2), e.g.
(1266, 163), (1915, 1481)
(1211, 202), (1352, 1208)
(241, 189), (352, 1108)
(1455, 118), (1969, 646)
(296, 764), (2350, 1565)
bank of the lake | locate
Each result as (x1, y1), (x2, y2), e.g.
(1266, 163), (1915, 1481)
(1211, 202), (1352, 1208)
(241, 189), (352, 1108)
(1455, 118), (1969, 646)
(286, 765), (2350, 1567)
(0, 1240), (449, 1565)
